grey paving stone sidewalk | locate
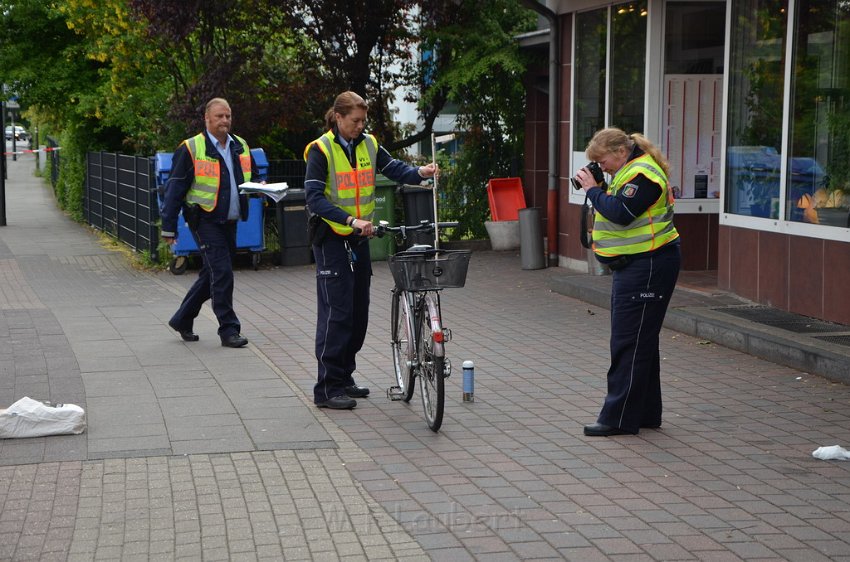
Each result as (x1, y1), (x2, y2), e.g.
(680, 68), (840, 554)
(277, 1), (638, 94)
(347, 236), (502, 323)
(2, 150), (850, 560)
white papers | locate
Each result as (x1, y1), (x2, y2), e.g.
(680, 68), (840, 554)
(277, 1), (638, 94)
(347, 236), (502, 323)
(239, 181), (289, 203)
(812, 445), (850, 460)
(0, 397), (86, 438)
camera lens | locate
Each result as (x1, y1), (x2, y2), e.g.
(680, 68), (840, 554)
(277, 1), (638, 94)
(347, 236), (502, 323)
(570, 177), (582, 190)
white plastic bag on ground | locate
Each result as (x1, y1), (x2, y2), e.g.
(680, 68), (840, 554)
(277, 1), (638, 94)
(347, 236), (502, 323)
(812, 445), (850, 460)
(0, 397), (86, 438)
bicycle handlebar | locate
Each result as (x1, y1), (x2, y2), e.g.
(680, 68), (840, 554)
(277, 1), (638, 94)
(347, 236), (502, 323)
(374, 220), (459, 238)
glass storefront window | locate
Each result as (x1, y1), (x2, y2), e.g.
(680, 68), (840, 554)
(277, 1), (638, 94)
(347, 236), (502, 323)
(665, 2), (725, 74)
(725, 0), (788, 218)
(610, 1), (647, 134)
(573, 2), (647, 151)
(786, 0), (850, 227)
(573, 8), (607, 151)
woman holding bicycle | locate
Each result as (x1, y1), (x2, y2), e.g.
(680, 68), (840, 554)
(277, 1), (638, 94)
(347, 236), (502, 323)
(304, 91), (438, 410)
(574, 127), (681, 436)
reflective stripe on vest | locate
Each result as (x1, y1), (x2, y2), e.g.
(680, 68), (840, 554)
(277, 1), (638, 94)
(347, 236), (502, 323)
(184, 133), (252, 212)
(305, 131), (378, 235)
(592, 154), (679, 257)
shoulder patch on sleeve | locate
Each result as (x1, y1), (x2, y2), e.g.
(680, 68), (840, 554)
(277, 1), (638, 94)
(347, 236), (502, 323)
(622, 184), (638, 198)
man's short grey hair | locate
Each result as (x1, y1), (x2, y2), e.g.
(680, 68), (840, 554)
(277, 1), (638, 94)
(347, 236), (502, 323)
(205, 98), (230, 114)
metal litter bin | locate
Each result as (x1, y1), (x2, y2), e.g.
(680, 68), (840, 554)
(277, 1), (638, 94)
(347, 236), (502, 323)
(519, 207), (545, 270)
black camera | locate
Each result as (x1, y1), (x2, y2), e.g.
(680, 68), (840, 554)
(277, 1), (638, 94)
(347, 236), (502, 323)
(570, 161), (604, 190)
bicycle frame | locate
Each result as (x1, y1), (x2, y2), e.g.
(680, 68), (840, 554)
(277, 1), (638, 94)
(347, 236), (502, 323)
(390, 289), (446, 385)
(384, 220), (463, 432)
(422, 291), (445, 354)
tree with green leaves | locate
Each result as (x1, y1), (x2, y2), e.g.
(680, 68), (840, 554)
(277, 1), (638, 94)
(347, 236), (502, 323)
(415, 0), (537, 238)
(2, 0), (537, 239)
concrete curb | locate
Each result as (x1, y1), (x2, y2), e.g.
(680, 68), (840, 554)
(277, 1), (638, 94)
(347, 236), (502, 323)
(549, 274), (850, 385)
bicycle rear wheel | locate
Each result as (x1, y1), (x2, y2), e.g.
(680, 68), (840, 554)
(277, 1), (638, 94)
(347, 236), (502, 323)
(390, 289), (416, 402)
(418, 297), (445, 432)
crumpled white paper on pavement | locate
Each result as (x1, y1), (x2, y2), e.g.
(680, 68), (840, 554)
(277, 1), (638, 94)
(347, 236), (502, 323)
(0, 397), (86, 439)
(812, 445), (850, 460)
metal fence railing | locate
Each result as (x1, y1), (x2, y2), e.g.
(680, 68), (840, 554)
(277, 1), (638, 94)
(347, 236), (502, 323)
(83, 157), (308, 263)
(266, 159), (306, 189)
(47, 137), (60, 188)
(85, 152), (160, 261)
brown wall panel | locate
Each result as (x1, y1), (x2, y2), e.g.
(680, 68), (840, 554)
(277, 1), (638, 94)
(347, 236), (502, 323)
(563, 202), (585, 259)
(719, 226), (850, 324)
(727, 227), (759, 301)
(675, 214), (710, 270)
(758, 231), (788, 310)
(708, 214), (719, 270)
(533, 122), (548, 171)
(787, 236), (824, 318)
(823, 240), (850, 324)
(558, 122), (572, 180)
(718, 225), (731, 289)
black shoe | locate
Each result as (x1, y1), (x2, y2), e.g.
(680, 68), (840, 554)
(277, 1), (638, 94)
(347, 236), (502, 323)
(583, 423), (635, 436)
(316, 395), (357, 410)
(344, 385), (370, 398)
(221, 334), (248, 348)
(168, 320), (199, 342)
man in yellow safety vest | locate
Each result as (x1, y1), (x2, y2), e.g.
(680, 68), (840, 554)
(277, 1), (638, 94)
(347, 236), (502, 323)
(160, 98), (258, 348)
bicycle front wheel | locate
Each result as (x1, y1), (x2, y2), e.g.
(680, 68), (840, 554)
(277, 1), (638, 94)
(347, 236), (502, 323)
(390, 289), (416, 402)
(418, 296), (445, 432)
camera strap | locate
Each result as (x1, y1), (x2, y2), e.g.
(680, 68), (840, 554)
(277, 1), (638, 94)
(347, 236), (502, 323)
(579, 194), (592, 249)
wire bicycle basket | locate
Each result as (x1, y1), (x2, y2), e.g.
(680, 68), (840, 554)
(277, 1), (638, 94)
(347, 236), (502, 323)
(388, 249), (471, 291)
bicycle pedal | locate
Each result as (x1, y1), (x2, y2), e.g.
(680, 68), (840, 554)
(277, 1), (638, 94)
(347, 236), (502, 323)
(443, 358), (452, 378)
(387, 386), (404, 401)
(442, 328), (452, 343)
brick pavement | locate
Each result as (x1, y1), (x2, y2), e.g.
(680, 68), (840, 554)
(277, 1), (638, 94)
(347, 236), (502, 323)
(1, 149), (850, 560)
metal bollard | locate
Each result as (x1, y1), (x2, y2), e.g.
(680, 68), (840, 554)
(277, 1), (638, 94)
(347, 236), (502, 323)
(462, 360), (474, 402)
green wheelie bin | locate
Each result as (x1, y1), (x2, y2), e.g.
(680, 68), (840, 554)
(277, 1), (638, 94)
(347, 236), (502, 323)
(369, 174), (397, 261)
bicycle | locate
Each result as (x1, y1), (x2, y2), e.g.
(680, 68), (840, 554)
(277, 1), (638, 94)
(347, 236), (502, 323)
(377, 220), (471, 432)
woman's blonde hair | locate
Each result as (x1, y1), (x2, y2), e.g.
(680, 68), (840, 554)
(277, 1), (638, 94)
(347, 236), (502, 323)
(586, 127), (670, 177)
(324, 91), (369, 130)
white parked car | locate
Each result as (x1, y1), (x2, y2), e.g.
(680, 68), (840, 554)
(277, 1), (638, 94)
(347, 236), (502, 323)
(4, 125), (29, 142)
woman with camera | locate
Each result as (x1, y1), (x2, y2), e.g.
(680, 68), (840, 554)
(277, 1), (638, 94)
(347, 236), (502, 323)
(573, 127), (681, 436)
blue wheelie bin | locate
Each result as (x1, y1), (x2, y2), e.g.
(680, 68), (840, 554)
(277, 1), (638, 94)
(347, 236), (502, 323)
(155, 147), (269, 274)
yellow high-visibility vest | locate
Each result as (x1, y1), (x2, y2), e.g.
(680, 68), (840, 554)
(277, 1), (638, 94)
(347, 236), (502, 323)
(184, 133), (252, 211)
(592, 154), (679, 257)
(304, 131), (378, 235)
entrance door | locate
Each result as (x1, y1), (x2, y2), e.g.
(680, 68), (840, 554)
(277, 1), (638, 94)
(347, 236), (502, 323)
(661, 1), (726, 200)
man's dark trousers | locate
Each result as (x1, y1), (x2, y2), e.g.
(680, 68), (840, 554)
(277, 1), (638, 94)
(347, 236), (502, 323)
(169, 218), (241, 339)
(597, 243), (680, 433)
(313, 235), (371, 403)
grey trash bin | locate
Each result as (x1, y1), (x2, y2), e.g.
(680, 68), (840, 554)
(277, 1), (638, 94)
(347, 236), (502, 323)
(519, 207), (545, 270)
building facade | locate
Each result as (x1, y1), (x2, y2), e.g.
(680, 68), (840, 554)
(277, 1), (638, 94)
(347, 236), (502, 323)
(521, 0), (850, 324)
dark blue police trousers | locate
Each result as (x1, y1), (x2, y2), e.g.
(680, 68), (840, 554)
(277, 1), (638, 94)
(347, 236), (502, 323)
(597, 243), (681, 433)
(313, 235), (371, 403)
(169, 219), (241, 340)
